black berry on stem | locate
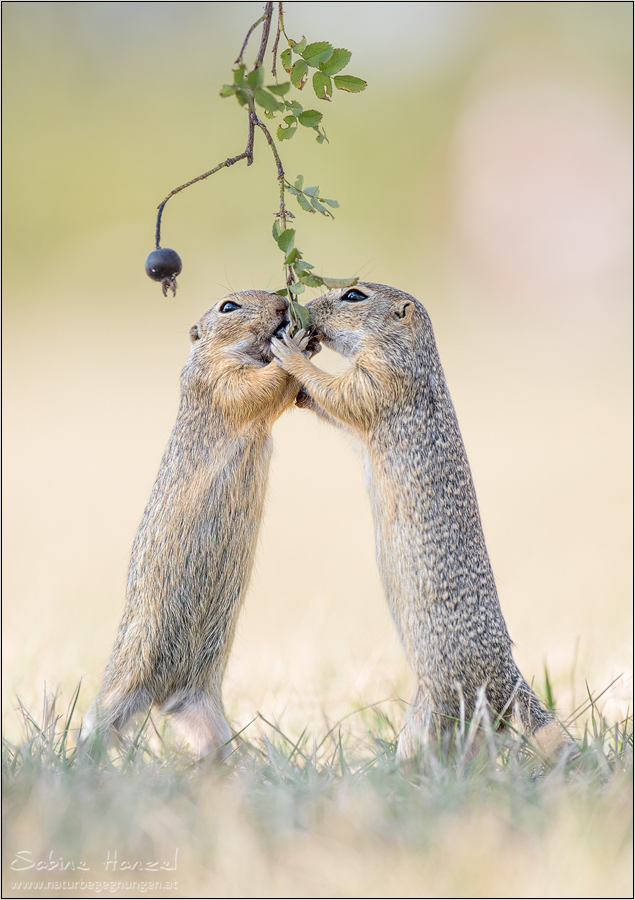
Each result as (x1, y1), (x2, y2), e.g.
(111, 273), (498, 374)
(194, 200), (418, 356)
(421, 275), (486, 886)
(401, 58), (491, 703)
(145, 248), (182, 297)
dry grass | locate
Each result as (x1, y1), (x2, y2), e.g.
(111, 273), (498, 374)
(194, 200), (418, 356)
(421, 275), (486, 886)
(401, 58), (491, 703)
(3, 681), (632, 899)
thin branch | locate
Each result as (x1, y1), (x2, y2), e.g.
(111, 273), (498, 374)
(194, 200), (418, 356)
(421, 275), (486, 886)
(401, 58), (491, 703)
(235, 12), (266, 65)
(255, 2), (274, 67)
(271, 2), (285, 79)
(154, 2), (274, 248)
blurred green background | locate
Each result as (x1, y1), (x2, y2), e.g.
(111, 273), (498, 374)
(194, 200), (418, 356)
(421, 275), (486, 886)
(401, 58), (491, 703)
(3, 2), (632, 735)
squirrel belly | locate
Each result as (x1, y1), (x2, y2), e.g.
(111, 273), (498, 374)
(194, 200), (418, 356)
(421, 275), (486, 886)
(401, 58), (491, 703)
(81, 290), (300, 759)
(271, 282), (553, 754)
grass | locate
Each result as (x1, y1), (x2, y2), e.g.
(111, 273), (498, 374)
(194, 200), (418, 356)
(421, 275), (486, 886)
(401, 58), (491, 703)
(2, 679), (632, 899)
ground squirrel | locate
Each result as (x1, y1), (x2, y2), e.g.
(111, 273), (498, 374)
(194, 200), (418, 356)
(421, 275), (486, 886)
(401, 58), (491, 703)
(81, 290), (312, 758)
(272, 282), (554, 756)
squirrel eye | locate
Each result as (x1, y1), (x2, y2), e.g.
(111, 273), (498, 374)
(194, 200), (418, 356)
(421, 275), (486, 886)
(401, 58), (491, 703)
(219, 300), (241, 313)
(341, 289), (367, 302)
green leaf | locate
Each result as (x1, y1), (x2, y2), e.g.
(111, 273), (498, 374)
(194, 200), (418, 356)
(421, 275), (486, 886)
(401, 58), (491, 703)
(267, 82), (291, 96)
(288, 37), (307, 54)
(233, 65), (246, 86)
(295, 193), (314, 213)
(298, 274), (324, 287)
(277, 229), (295, 253)
(277, 124), (297, 141)
(303, 185), (319, 197)
(235, 90), (249, 107)
(285, 100), (304, 116)
(290, 59), (309, 90)
(321, 198), (339, 208)
(294, 175), (304, 190)
(302, 41), (333, 67)
(319, 48), (352, 76)
(298, 109), (323, 128)
(283, 115), (297, 125)
(272, 220), (281, 241)
(333, 75), (367, 93)
(289, 282), (306, 295)
(219, 84), (237, 98)
(293, 259), (314, 272)
(284, 247), (302, 265)
(315, 129), (327, 145)
(254, 89), (282, 112)
(273, 288), (289, 297)
(246, 66), (264, 90)
(280, 49), (293, 73)
(312, 71), (332, 101)
(311, 198), (332, 215)
(290, 300), (311, 330)
(321, 276), (359, 289)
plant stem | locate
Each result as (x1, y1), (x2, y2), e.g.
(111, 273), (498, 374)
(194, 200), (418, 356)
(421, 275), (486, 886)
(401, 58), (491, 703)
(154, 2), (274, 249)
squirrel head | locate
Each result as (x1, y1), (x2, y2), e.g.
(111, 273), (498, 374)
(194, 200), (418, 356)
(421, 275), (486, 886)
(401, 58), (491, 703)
(306, 283), (419, 358)
(188, 291), (289, 366)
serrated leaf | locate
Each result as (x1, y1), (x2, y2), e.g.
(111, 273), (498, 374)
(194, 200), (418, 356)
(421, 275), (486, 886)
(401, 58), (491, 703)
(246, 66), (264, 90)
(267, 82), (291, 96)
(295, 193), (314, 213)
(233, 65), (246, 85)
(299, 274), (324, 287)
(277, 229), (295, 253)
(302, 41), (333, 67)
(290, 59), (309, 90)
(298, 109), (323, 128)
(321, 276), (359, 289)
(303, 185), (319, 198)
(289, 282), (306, 295)
(273, 288), (289, 297)
(277, 124), (297, 141)
(220, 84), (237, 98)
(319, 48), (352, 76)
(254, 89), (282, 112)
(285, 100), (304, 116)
(333, 75), (367, 93)
(272, 220), (281, 241)
(284, 247), (302, 265)
(283, 115), (297, 126)
(321, 198), (339, 208)
(288, 37), (307, 54)
(312, 71), (332, 101)
(280, 48), (293, 73)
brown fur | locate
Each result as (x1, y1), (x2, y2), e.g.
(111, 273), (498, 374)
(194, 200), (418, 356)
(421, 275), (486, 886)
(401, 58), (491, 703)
(81, 290), (304, 758)
(272, 282), (553, 756)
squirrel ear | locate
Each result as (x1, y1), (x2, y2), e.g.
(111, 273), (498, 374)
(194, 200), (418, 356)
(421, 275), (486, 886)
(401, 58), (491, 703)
(189, 324), (201, 343)
(393, 300), (414, 324)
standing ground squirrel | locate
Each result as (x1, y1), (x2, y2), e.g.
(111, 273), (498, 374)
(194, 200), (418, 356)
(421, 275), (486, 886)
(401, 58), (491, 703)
(272, 282), (555, 756)
(81, 290), (311, 758)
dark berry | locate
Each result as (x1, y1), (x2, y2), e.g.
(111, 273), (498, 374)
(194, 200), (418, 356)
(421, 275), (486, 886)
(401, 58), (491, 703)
(145, 248), (182, 297)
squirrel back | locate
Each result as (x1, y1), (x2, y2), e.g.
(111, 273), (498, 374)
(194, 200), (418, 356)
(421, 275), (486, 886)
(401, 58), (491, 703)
(272, 283), (554, 751)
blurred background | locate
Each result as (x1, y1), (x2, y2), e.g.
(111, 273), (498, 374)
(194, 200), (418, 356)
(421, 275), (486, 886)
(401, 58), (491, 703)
(3, 1), (632, 739)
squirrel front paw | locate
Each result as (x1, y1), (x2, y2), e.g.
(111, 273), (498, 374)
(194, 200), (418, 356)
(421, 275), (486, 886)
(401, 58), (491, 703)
(271, 328), (313, 373)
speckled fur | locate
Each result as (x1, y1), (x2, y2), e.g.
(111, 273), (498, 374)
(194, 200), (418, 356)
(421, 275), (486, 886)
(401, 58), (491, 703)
(82, 291), (300, 758)
(272, 282), (553, 756)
